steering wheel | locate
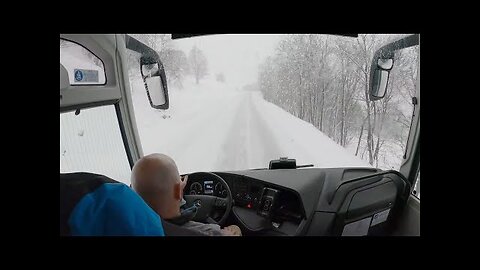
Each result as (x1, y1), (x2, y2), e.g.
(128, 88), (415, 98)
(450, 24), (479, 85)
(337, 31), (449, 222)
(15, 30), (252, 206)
(183, 172), (233, 226)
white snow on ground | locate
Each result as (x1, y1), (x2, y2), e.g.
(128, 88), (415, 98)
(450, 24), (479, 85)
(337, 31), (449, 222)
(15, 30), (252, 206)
(132, 76), (371, 176)
(250, 92), (371, 169)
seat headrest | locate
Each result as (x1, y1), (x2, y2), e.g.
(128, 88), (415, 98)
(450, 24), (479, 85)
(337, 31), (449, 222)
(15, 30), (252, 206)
(60, 172), (165, 236)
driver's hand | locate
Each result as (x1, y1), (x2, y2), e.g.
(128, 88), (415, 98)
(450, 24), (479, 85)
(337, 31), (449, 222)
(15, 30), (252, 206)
(221, 225), (242, 236)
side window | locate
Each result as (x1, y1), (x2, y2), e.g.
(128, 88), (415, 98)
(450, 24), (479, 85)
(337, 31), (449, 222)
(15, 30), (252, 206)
(60, 39), (106, 85)
(60, 105), (132, 185)
(413, 170), (420, 199)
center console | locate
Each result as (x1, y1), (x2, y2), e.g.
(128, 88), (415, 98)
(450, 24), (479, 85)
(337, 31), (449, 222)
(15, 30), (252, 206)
(225, 175), (304, 235)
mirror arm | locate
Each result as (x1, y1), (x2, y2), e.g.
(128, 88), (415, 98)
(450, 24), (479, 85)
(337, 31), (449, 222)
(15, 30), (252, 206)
(377, 34), (419, 57)
(125, 35), (157, 58)
(125, 36), (168, 72)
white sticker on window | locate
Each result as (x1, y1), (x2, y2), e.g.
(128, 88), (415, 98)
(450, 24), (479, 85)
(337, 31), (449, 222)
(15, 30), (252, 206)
(371, 208), (391, 227)
(342, 216), (372, 236)
(74, 69), (99, 83)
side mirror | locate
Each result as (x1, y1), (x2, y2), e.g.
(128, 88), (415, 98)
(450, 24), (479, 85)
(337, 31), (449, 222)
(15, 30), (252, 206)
(369, 52), (394, 101)
(369, 34), (419, 101)
(125, 35), (169, 110)
(140, 56), (169, 109)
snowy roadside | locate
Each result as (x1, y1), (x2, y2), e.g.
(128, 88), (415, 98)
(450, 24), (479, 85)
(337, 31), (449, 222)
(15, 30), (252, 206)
(250, 92), (372, 168)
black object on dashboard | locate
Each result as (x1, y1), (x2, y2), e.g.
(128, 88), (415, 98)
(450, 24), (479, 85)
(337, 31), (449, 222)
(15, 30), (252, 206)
(269, 157), (296, 169)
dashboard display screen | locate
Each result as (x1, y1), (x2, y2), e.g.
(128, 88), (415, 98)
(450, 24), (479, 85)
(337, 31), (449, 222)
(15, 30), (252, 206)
(204, 180), (214, 194)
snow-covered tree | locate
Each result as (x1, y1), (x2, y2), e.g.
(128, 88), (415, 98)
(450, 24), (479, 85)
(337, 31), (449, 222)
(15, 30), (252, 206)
(188, 45), (208, 84)
(258, 34), (419, 169)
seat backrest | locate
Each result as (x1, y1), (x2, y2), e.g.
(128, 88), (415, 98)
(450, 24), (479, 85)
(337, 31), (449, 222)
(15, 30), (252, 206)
(60, 172), (165, 236)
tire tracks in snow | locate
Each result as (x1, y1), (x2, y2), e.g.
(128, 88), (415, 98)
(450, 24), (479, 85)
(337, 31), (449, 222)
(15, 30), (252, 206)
(168, 92), (246, 173)
(215, 91), (283, 171)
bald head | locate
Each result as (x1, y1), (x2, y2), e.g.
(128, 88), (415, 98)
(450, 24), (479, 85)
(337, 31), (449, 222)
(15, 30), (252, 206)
(132, 153), (180, 191)
(131, 153), (183, 219)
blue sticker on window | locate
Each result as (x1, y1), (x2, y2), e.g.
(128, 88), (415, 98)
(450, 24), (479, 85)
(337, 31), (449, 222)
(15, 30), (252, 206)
(74, 69), (99, 83)
(74, 70), (84, 82)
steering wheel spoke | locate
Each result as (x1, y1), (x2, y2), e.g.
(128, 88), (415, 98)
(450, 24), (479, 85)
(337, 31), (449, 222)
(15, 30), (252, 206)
(214, 197), (228, 208)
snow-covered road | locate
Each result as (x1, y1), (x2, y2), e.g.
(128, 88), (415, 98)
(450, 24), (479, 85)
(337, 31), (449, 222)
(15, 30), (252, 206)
(133, 78), (371, 175)
(215, 91), (283, 170)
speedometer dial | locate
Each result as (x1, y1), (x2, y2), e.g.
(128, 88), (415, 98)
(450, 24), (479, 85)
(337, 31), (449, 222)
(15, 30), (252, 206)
(190, 182), (202, 195)
(215, 182), (227, 198)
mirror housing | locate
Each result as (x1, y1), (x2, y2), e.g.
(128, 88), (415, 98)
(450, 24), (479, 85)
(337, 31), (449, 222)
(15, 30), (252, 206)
(369, 34), (419, 101)
(369, 51), (394, 101)
(125, 35), (169, 110)
(140, 55), (169, 109)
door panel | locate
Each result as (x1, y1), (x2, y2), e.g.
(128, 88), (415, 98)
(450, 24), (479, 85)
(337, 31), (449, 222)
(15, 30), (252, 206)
(392, 195), (420, 236)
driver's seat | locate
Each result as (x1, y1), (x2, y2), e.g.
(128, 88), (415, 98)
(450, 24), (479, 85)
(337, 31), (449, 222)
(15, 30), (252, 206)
(60, 172), (165, 236)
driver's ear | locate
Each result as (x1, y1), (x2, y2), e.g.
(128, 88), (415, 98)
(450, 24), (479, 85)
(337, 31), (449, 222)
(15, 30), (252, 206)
(173, 182), (182, 201)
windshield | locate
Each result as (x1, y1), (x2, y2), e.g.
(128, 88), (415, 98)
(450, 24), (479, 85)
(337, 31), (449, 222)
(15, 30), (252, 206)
(128, 34), (418, 174)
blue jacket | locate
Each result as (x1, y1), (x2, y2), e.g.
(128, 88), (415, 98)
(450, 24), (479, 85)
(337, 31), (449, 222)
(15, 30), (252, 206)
(60, 172), (165, 236)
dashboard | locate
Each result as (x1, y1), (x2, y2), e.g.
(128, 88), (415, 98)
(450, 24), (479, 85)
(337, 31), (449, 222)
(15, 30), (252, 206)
(184, 167), (410, 236)
(186, 173), (304, 224)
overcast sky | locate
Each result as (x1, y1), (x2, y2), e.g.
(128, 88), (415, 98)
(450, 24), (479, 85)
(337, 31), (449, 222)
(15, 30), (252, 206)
(172, 34), (284, 89)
